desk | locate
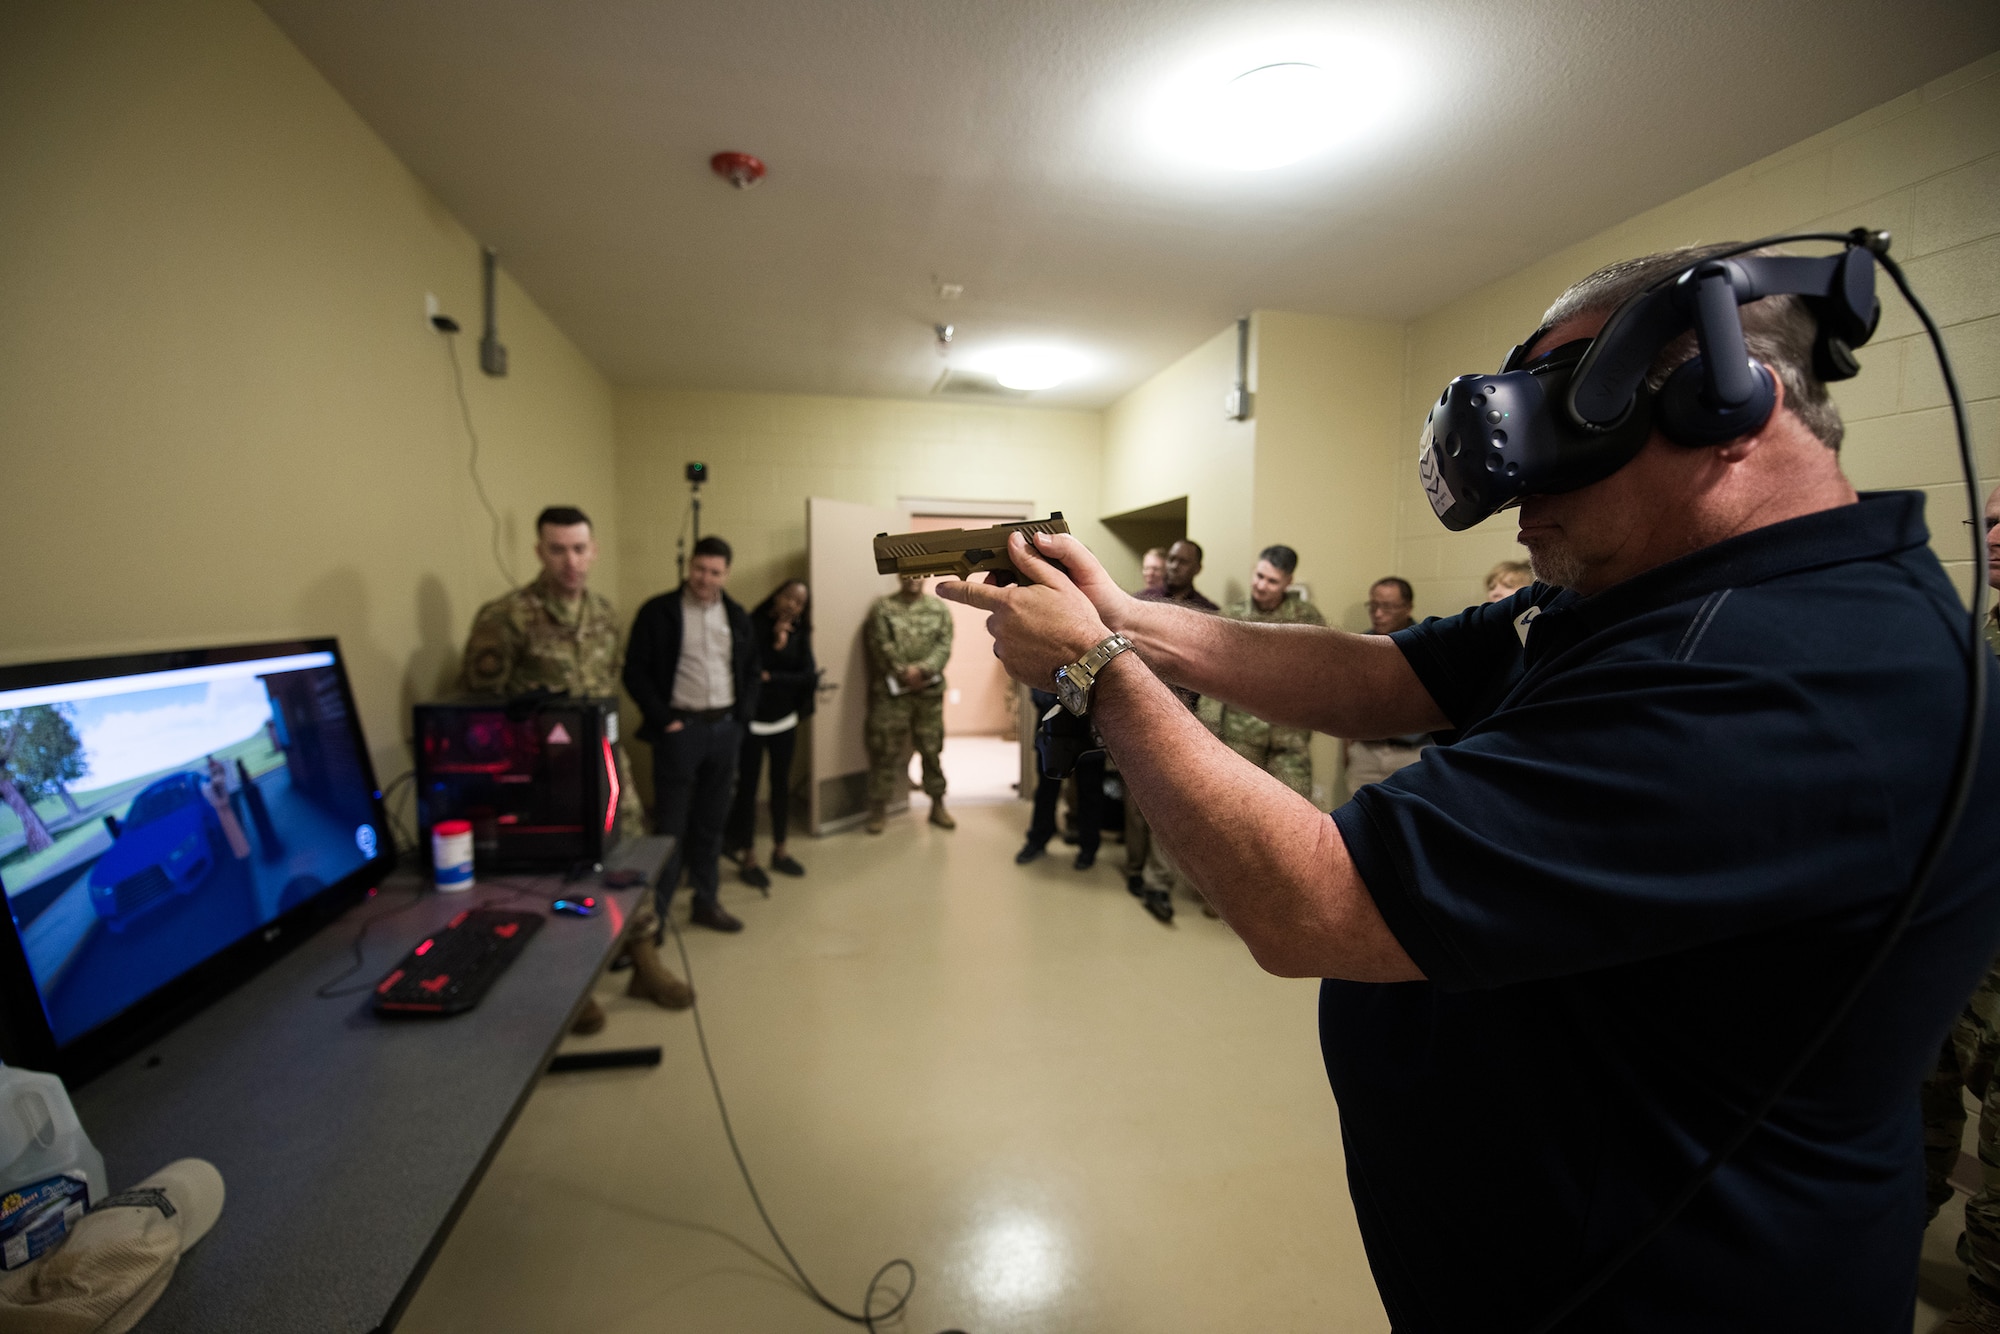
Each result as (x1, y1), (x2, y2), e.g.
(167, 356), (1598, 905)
(70, 836), (671, 1334)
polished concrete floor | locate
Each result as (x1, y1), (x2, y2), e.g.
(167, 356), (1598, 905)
(399, 794), (1381, 1334)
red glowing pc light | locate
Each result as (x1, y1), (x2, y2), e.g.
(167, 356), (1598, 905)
(710, 151), (766, 189)
(602, 738), (619, 835)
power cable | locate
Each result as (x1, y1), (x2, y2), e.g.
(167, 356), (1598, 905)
(441, 332), (516, 590)
(665, 916), (967, 1334)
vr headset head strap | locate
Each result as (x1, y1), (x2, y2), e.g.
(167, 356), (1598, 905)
(1561, 246), (1875, 435)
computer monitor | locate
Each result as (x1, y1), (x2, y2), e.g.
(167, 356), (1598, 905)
(0, 638), (392, 1082)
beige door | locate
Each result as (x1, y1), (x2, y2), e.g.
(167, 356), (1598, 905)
(904, 514), (1019, 737)
(807, 497), (905, 834)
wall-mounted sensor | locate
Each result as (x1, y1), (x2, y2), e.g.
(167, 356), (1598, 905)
(426, 292), (460, 333)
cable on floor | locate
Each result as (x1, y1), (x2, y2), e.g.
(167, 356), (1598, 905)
(666, 916), (969, 1334)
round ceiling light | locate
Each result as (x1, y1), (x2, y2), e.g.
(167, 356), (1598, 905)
(1147, 37), (1409, 171)
(973, 346), (1091, 392)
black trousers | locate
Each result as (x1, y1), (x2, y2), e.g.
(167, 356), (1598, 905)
(651, 716), (740, 916)
(1028, 749), (1104, 854)
(724, 724), (798, 851)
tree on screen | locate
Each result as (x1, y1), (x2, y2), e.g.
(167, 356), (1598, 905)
(0, 705), (85, 855)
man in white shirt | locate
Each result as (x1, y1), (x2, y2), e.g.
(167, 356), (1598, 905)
(623, 536), (760, 933)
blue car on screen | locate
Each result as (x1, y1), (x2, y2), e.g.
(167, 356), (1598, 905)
(88, 773), (219, 931)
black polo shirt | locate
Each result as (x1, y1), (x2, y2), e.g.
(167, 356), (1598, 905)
(1326, 492), (2000, 1333)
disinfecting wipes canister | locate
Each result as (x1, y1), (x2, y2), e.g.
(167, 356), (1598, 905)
(432, 820), (474, 891)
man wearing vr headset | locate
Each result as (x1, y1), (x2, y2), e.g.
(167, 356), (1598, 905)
(943, 240), (2000, 1332)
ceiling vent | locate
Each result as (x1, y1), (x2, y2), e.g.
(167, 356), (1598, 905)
(932, 368), (1027, 398)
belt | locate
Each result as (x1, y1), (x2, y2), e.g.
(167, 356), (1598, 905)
(669, 707), (733, 724)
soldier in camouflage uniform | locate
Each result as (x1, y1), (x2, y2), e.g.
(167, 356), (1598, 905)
(1919, 482), (2000, 1334)
(1202, 545), (1324, 800)
(863, 574), (954, 833)
(457, 506), (689, 1028)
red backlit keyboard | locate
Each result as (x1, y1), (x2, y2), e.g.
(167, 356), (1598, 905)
(372, 909), (544, 1016)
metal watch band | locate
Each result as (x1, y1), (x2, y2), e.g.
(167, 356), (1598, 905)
(1077, 632), (1134, 681)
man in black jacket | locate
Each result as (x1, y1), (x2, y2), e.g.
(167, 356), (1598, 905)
(624, 536), (759, 934)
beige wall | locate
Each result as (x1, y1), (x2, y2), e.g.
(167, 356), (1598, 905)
(1251, 312), (1406, 634)
(612, 390), (1111, 618)
(1100, 327), (1254, 607)
(1396, 50), (2000, 613)
(0, 0), (618, 789)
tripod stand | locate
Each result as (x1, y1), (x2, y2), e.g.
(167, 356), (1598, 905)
(674, 477), (705, 583)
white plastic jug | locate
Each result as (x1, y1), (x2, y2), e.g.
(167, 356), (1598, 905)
(0, 1063), (107, 1269)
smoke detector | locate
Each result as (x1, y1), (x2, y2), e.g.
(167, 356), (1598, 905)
(709, 151), (766, 189)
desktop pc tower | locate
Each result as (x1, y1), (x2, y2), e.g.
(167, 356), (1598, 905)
(413, 697), (620, 874)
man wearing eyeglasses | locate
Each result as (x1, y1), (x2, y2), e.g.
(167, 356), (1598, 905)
(1342, 578), (1429, 795)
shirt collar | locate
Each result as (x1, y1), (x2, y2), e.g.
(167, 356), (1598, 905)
(531, 574), (587, 626)
(1546, 491), (1927, 637)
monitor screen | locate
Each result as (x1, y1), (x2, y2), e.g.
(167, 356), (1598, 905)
(0, 642), (388, 1058)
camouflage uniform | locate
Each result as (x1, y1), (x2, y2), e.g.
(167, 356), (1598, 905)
(1917, 607), (2000, 1304)
(1201, 593), (1326, 799)
(863, 592), (952, 805)
(458, 573), (647, 838)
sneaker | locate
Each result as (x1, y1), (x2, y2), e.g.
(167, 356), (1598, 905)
(1015, 839), (1048, 865)
(771, 853), (806, 877)
(1937, 1292), (2000, 1334)
(689, 900), (744, 933)
(1141, 890), (1174, 924)
(740, 863), (772, 892)
(1073, 847), (1096, 871)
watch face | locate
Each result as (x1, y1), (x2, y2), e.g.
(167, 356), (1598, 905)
(1055, 665), (1090, 716)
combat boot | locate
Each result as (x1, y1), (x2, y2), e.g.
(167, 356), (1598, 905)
(624, 935), (694, 1010)
(570, 996), (606, 1035)
(929, 798), (956, 830)
(1938, 1292), (2000, 1334)
(866, 802), (887, 834)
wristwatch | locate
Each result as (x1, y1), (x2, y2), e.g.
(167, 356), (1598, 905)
(1054, 633), (1135, 717)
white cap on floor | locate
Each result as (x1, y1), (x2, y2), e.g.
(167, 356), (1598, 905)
(0, 1158), (224, 1333)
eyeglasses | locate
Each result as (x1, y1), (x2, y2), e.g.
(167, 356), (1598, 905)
(1964, 518), (2000, 533)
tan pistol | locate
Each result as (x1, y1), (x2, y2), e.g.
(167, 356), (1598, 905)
(873, 513), (1071, 584)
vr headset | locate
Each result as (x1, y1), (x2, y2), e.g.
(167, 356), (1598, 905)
(1417, 230), (1887, 532)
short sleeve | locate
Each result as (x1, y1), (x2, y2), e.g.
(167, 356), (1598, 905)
(1390, 585), (1557, 730)
(1331, 652), (1898, 992)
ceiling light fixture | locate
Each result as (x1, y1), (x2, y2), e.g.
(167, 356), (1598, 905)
(1147, 35), (1409, 171)
(972, 346), (1091, 392)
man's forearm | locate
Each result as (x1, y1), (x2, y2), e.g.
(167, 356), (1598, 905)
(1090, 652), (1421, 983)
(1107, 598), (1446, 739)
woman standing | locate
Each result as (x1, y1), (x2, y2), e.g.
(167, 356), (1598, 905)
(727, 579), (816, 889)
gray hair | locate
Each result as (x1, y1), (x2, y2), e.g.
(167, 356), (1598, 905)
(1541, 244), (1845, 452)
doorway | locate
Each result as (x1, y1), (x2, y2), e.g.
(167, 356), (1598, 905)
(804, 497), (1034, 834)
(902, 508), (1027, 806)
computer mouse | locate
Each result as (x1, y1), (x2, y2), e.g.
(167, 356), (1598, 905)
(600, 868), (646, 888)
(550, 896), (598, 917)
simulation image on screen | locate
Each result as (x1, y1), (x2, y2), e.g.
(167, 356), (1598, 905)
(0, 652), (380, 1046)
